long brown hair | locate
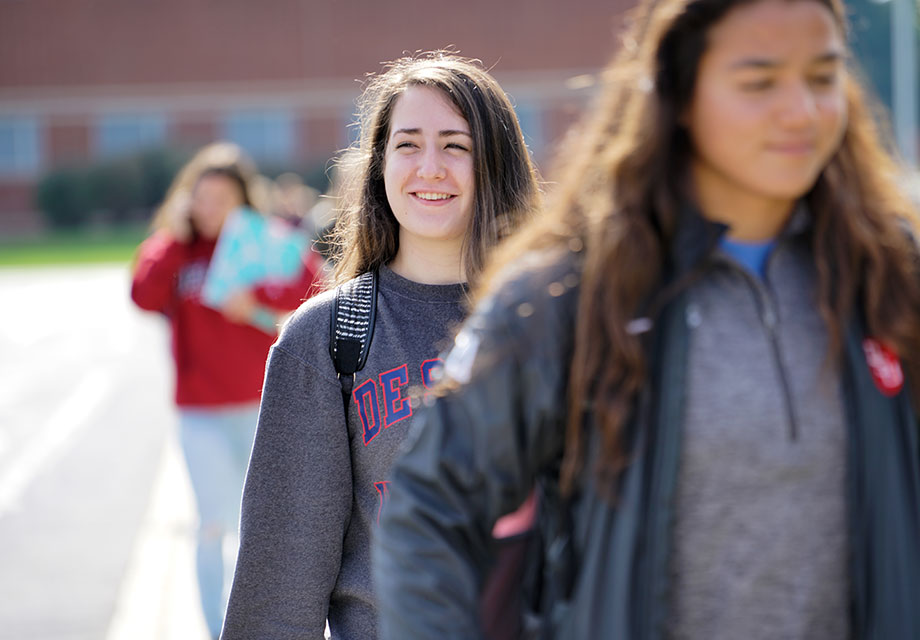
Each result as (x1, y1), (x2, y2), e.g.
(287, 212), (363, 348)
(330, 51), (541, 287)
(479, 0), (920, 494)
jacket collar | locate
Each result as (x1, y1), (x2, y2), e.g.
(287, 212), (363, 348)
(669, 202), (726, 278)
(669, 200), (812, 277)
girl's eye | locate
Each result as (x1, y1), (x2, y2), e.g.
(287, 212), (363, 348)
(808, 74), (837, 88)
(395, 141), (417, 150)
(740, 78), (774, 92)
(446, 143), (470, 152)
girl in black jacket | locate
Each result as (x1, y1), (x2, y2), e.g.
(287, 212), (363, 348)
(375, 0), (920, 638)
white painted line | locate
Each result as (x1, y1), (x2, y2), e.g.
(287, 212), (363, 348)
(0, 367), (110, 517)
(105, 430), (209, 640)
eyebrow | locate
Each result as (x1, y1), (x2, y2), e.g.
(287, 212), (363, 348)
(729, 51), (843, 70)
(392, 128), (472, 137)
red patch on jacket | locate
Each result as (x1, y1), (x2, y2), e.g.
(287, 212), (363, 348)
(862, 338), (904, 397)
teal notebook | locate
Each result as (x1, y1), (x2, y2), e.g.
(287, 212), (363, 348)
(201, 206), (309, 332)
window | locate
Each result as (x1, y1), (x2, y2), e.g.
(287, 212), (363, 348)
(95, 113), (167, 157)
(513, 103), (545, 158)
(0, 116), (42, 177)
(222, 109), (295, 163)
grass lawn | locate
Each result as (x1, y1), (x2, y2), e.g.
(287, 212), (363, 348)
(0, 226), (149, 267)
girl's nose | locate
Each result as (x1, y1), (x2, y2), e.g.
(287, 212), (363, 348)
(416, 147), (446, 180)
(778, 80), (819, 128)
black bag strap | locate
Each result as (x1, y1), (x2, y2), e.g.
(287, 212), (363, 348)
(537, 475), (575, 640)
(515, 470), (575, 640)
(329, 269), (379, 416)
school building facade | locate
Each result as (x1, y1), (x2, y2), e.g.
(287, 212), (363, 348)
(0, 0), (633, 233)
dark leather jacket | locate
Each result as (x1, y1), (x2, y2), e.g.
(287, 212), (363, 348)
(374, 213), (920, 640)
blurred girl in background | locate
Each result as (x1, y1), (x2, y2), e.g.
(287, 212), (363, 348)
(131, 142), (322, 639)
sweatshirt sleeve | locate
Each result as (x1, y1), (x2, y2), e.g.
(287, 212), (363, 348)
(374, 281), (572, 639)
(221, 338), (351, 639)
(130, 231), (186, 313)
(252, 248), (325, 311)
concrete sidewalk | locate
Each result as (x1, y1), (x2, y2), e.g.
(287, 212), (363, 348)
(105, 430), (211, 640)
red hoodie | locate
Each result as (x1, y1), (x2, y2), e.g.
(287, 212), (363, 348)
(131, 230), (323, 407)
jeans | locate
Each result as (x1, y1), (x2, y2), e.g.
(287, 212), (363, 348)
(179, 403), (259, 639)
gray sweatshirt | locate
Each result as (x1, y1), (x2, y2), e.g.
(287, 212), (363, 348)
(221, 265), (467, 640)
(668, 231), (848, 639)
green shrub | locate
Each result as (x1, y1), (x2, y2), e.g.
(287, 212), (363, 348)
(137, 147), (190, 208)
(34, 147), (190, 230)
(35, 166), (93, 229)
(85, 156), (146, 224)
(34, 147), (327, 231)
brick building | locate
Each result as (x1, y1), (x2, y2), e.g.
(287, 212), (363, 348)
(0, 0), (634, 233)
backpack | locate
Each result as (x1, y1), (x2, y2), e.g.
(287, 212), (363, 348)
(329, 268), (574, 639)
(329, 269), (379, 415)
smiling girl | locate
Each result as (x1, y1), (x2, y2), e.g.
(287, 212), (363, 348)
(220, 54), (540, 639)
(375, 1), (920, 638)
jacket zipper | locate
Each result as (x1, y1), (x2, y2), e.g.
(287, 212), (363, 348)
(736, 264), (800, 441)
(760, 293), (799, 440)
(641, 259), (800, 637)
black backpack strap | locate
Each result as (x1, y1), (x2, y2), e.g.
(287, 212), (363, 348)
(329, 269), (379, 416)
(515, 468), (575, 640)
(538, 475), (575, 640)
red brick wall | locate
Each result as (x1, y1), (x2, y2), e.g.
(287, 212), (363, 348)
(47, 120), (90, 166)
(0, 0), (630, 87)
(304, 113), (346, 162)
(0, 182), (34, 210)
(0, 1), (635, 233)
(0, 182), (40, 235)
(171, 116), (218, 149)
